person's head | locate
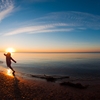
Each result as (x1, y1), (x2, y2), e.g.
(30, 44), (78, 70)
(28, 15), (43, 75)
(7, 52), (11, 57)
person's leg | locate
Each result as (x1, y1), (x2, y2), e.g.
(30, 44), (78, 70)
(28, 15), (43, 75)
(8, 65), (15, 74)
(9, 66), (14, 71)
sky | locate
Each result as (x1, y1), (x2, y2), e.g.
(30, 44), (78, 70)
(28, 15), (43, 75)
(0, 0), (100, 52)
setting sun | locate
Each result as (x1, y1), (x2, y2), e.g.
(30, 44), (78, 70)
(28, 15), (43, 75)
(5, 48), (16, 53)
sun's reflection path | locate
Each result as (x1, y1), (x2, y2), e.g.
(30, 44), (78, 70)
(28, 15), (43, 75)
(7, 69), (13, 76)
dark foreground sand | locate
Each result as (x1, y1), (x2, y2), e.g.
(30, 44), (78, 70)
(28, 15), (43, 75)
(0, 72), (100, 100)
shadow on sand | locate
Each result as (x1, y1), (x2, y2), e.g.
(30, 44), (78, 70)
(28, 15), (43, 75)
(13, 75), (22, 100)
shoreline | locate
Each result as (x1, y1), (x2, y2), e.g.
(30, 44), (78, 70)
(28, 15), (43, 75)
(0, 71), (100, 100)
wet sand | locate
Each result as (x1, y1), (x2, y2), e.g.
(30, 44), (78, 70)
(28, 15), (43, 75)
(0, 72), (100, 100)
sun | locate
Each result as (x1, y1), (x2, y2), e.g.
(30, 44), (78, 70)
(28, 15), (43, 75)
(5, 48), (16, 53)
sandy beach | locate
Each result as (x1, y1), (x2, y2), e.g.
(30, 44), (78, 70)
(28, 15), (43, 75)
(0, 71), (100, 100)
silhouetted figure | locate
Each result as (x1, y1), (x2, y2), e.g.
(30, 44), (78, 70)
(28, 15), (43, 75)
(4, 52), (16, 75)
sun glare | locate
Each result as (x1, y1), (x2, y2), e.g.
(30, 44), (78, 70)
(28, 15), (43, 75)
(5, 48), (16, 53)
(7, 69), (13, 76)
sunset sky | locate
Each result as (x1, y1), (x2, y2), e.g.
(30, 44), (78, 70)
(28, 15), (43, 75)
(0, 0), (100, 52)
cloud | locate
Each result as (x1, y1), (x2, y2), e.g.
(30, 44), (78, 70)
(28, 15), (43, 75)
(29, 28), (73, 34)
(34, 11), (100, 30)
(3, 11), (100, 36)
(4, 23), (73, 36)
(0, 0), (14, 21)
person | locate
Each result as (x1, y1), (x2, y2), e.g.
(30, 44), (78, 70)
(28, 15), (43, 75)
(4, 52), (16, 75)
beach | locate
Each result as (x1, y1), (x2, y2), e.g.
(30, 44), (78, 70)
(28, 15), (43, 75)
(0, 71), (100, 100)
(0, 52), (100, 100)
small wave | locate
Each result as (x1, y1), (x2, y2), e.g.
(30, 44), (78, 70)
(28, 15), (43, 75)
(16, 71), (69, 82)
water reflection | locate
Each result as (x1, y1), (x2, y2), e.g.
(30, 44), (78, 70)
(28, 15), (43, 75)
(0, 52), (100, 79)
(12, 52), (100, 62)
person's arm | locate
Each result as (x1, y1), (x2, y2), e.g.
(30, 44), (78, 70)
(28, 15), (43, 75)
(11, 57), (17, 63)
(4, 53), (7, 56)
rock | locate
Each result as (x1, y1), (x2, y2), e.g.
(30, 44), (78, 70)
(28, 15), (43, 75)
(60, 82), (89, 89)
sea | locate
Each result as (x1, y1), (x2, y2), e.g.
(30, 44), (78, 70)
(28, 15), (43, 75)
(0, 52), (100, 80)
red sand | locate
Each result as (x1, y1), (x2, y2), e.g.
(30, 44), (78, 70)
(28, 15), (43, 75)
(0, 72), (100, 100)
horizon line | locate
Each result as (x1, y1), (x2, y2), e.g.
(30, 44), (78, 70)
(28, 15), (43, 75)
(1, 51), (100, 53)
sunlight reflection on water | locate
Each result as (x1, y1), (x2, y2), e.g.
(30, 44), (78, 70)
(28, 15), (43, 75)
(7, 69), (13, 76)
(0, 52), (100, 79)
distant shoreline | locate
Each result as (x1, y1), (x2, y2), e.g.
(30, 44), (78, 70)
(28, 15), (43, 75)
(1, 52), (100, 53)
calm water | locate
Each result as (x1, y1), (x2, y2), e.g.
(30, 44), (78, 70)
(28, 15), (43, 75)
(0, 52), (100, 79)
